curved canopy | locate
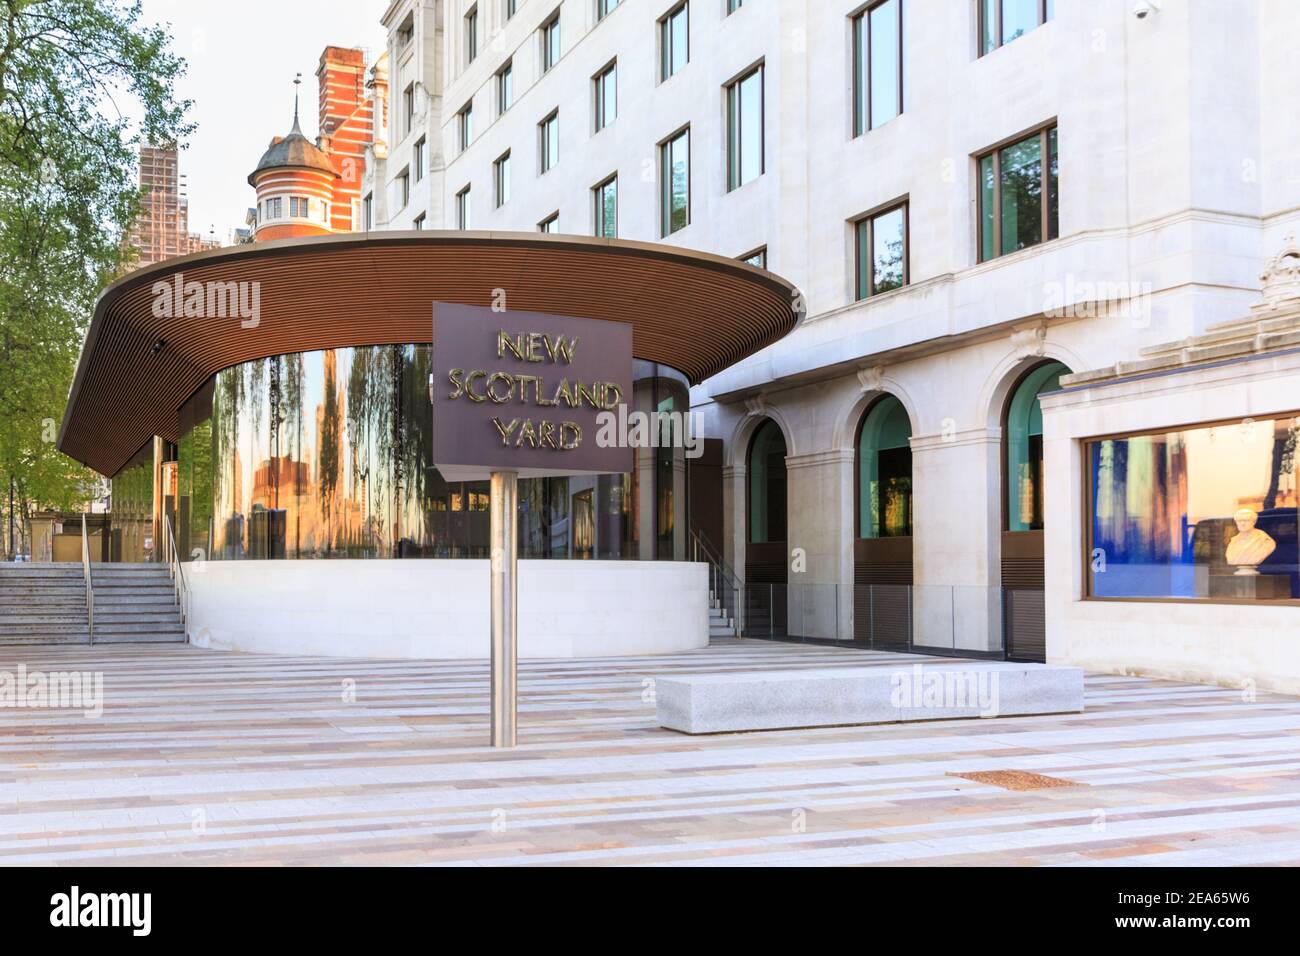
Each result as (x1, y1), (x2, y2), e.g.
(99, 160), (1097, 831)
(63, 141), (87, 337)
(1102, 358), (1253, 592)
(58, 231), (802, 476)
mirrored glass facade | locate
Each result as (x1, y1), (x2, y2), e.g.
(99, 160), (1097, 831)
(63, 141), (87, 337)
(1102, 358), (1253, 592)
(174, 347), (691, 562)
(1088, 414), (1300, 601)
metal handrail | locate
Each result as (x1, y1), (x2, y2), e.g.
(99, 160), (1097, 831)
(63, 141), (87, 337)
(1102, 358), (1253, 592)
(80, 514), (94, 644)
(689, 527), (745, 637)
(162, 514), (190, 639)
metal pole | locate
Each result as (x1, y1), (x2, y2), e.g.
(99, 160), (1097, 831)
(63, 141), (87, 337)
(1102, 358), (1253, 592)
(489, 470), (518, 748)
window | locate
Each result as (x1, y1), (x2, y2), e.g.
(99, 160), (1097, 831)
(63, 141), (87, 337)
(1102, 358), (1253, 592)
(855, 201), (907, 298)
(506, 0), (518, 19)
(593, 175), (617, 237)
(980, 0), (1053, 56)
(413, 213), (426, 230)
(539, 211), (559, 233)
(466, 5), (479, 62)
(403, 83), (416, 135)
(594, 62), (617, 131)
(495, 151), (511, 207)
(659, 128), (690, 236)
(497, 61), (514, 114)
(978, 124), (1058, 261)
(398, 13), (415, 47)
(541, 14), (561, 72)
(414, 137), (427, 181)
(265, 197), (282, 219)
(398, 168), (411, 208)
(728, 0), (744, 12)
(857, 396), (913, 538)
(539, 110), (559, 173)
(1005, 361), (1066, 533)
(852, 0), (902, 136)
(456, 185), (472, 229)
(726, 64), (764, 190)
(1086, 412), (1300, 603)
(660, 3), (688, 81)
(597, 0), (620, 20)
(458, 102), (474, 150)
(748, 420), (787, 543)
(362, 193), (373, 230)
(740, 247), (766, 268)
(289, 196), (309, 218)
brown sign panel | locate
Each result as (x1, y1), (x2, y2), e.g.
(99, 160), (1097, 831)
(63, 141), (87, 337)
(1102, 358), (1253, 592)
(432, 302), (634, 480)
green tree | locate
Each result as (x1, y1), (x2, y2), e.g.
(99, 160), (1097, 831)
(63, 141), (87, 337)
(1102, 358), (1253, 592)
(0, 0), (191, 556)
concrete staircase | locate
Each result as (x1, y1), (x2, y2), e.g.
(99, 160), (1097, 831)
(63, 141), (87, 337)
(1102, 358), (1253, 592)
(0, 564), (90, 645)
(0, 562), (186, 645)
(708, 591), (738, 639)
(91, 564), (186, 643)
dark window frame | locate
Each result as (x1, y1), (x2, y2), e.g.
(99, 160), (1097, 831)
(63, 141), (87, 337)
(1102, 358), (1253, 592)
(497, 60), (514, 114)
(494, 150), (511, 208)
(456, 184), (472, 229)
(538, 109), (559, 174)
(979, 0), (1053, 56)
(593, 60), (617, 132)
(593, 173), (618, 237)
(659, 2), (689, 82)
(851, 0), (904, 138)
(854, 197), (909, 300)
(976, 122), (1058, 263)
(726, 61), (765, 191)
(1080, 407), (1300, 607)
(658, 125), (691, 237)
(466, 4), (479, 63)
(541, 12), (562, 71)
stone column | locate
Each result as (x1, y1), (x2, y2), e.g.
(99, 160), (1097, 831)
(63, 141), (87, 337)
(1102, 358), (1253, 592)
(784, 448), (855, 641)
(910, 427), (1003, 652)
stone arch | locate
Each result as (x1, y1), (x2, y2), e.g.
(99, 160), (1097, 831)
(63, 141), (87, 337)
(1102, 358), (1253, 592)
(725, 399), (799, 469)
(980, 341), (1087, 433)
(831, 371), (922, 452)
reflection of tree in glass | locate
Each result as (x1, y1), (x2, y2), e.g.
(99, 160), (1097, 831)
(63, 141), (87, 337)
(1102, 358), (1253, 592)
(346, 346), (399, 556)
(398, 345), (442, 554)
(1263, 421), (1298, 510)
(874, 233), (904, 292)
(1000, 141), (1042, 253)
(212, 366), (244, 556)
(318, 350), (341, 552)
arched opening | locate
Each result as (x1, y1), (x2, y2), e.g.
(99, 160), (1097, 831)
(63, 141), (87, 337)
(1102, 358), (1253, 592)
(746, 419), (788, 636)
(1001, 360), (1069, 660)
(853, 395), (914, 648)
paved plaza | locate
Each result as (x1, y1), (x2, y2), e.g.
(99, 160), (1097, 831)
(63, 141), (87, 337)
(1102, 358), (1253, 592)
(2, 640), (1300, 866)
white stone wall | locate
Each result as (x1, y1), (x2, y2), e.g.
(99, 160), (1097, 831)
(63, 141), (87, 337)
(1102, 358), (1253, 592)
(363, 0), (1300, 649)
(1040, 350), (1300, 694)
(187, 559), (709, 659)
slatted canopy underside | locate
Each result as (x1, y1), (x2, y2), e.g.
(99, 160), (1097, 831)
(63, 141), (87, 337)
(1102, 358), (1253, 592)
(58, 231), (801, 476)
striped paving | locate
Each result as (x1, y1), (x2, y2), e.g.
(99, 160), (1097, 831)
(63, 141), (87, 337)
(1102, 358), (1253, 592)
(1, 640), (1299, 866)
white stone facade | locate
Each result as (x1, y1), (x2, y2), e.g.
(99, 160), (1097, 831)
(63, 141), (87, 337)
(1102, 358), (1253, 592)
(362, 0), (1300, 679)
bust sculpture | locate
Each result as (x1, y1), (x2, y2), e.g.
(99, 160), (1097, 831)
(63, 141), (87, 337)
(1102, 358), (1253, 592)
(1225, 508), (1276, 576)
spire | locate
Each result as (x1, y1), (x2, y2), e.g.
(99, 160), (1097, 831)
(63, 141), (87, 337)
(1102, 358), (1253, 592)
(291, 73), (303, 134)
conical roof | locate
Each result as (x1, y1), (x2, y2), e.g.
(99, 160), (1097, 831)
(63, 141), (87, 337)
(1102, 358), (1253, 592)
(247, 113), (338, 186)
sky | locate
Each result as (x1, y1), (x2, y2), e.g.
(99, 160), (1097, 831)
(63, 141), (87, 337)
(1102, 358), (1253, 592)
(133, 1), (388, 243)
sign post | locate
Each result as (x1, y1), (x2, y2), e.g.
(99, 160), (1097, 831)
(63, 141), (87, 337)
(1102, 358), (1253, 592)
(489, 469), (518, 748)
(431, 302), (633, 748)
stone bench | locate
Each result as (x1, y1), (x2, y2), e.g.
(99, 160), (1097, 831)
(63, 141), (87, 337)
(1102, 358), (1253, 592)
(654, 661), (1085, 734)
